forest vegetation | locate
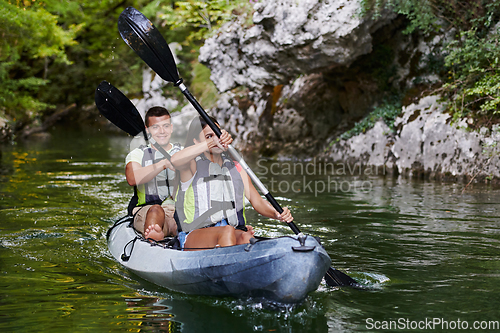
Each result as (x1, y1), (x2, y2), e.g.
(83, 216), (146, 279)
(1, 0), (500, 140)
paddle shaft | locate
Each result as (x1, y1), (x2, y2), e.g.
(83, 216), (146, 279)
(177, 82), (301, 235)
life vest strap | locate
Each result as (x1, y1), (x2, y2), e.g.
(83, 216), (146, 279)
(202, 174), (232, 182)
(186, 200), (235, 231)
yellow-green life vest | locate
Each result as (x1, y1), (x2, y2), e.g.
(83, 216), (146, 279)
(175, 153), (246, 232)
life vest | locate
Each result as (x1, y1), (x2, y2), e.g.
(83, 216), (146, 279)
(175, 153), (246, 232)
(127, 143), (181, 215)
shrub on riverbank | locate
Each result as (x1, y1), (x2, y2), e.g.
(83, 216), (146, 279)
(358, 0), (500, 132)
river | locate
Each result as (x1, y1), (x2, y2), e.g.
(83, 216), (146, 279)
(1, 127), (499, 332)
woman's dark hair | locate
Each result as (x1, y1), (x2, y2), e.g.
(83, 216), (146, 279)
(184, 115), (220, 147)
(145, 106), (171, 127)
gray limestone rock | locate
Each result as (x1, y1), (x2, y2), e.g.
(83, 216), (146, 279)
(199, 0), (396, 92)
(326, 95), (500, 182)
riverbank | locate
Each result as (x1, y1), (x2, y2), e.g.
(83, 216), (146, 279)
(321, 95), (500, 185)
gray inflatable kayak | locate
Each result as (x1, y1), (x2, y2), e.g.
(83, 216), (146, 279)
(107, 216), (331, 303)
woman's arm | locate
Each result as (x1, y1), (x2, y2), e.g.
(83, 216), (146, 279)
(171, 129), (233, 183)
(240, 169), (294, 222)
(125, 159), (173, 186)
(170, 141), (209, 169)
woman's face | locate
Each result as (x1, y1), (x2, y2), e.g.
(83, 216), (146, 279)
(194, 125), (223, 154)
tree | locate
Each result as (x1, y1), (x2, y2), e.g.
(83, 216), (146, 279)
(0, 0), (251, 135)
(0, 0), (165, 131)
(0, 0), (78, 125)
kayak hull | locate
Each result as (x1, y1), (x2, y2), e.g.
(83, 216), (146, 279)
(107, 217), (331, 303)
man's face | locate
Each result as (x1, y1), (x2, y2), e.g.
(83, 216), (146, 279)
(147, 115), (172, 146)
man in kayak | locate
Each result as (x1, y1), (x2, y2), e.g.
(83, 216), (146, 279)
(125, 106), (182, 241)
(171, 116), (293, 249)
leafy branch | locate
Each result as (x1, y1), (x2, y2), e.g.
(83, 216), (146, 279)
(157, 0), (252, 43)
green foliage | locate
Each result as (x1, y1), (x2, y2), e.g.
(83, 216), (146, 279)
(0, 0), (168, 129)
(444, 27), (500, 119)
(0, 67), (52, 120)
(359, 0), (500, 125)
(0, 0), (253, 133)
(0, 1), (78, 63)
(0, 0), (78, 122)
(359, 0), (436, 34)
(190, 62), (219, 109)
(157, 0), (252, 43)
(359, 0), (500, 35)
(337, 99), (402, 142)
(154, 1), (253, 110)
(34, 0), (153, 109)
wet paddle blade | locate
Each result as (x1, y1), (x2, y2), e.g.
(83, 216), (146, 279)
(95, 80), (145, 136)
(118, 7), (180, 84)
(324, 267), (364, 289)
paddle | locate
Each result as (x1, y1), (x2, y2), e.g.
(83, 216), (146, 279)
(117, 7), (361, 288)
(94, 80), (173, 160)
(95, 80), (147, 141)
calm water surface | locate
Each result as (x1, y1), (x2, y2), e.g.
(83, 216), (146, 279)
(1, 128), (499, 332)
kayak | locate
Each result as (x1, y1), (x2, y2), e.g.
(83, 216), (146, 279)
(107, 216), (332, 303)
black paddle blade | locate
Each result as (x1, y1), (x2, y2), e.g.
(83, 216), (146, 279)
(95, 80), (145, 137)
(118, 7), (180, 84)
(324, 267), (364, 289)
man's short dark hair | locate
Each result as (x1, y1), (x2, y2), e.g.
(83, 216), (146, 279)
(145, 106), (171, 127)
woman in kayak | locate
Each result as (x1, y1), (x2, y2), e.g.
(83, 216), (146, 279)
(171, 116), (294, 250)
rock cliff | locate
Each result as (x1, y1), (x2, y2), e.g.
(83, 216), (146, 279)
(193, 0), (500, 182)
(199, 0), (442, 157)
(323, 96), (500, 183)
(130, 0), (498, 183)
(200, 0), (395, 91)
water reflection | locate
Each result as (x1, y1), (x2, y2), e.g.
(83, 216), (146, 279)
(124, 296), (179, 332)
(120, 292), (330, 333)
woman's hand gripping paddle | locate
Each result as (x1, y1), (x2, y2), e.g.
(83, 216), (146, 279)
(117, 7), (362, 288)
